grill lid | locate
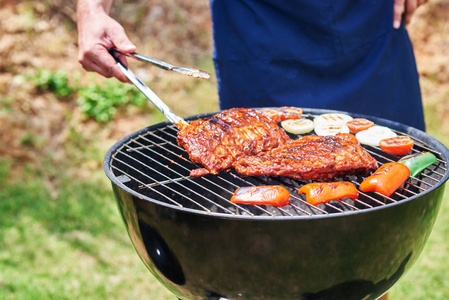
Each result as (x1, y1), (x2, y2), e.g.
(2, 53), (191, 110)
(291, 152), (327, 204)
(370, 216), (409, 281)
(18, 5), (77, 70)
(105, 109), (449, 219)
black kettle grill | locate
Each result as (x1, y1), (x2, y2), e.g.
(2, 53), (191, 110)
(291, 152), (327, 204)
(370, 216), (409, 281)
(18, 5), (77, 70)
(104, 108), (449, 300)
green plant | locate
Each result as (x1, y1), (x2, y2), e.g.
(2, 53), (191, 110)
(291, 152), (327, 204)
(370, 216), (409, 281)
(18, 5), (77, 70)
(77, 79), (147, 123)
(27, 69), (73, 97)
(23, 69), (151, 123)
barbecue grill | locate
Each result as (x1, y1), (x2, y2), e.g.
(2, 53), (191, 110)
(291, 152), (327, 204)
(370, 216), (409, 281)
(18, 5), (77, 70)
(104, 108), (449, 300)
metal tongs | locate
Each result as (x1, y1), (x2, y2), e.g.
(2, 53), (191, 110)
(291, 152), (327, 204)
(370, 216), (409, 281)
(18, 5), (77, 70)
(110, 48), (210, 128)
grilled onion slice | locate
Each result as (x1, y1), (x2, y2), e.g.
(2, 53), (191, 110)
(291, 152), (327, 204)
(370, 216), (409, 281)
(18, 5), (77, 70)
(314, 113), (353, 126)
(356, 126), (397, 147)
(314, 123), (350, 136)
(281, 119), (315, 134)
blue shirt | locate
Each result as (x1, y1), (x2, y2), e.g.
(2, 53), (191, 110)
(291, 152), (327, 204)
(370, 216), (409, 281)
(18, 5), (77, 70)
(210, 0), (425, 130)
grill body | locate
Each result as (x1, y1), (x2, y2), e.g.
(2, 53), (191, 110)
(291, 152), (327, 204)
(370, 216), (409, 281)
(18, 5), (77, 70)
(113, 184), (444, 300)
(104, 109), (449, 300)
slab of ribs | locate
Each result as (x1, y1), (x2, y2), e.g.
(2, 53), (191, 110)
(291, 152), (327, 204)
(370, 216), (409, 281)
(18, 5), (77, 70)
(176, 108), (378, 180)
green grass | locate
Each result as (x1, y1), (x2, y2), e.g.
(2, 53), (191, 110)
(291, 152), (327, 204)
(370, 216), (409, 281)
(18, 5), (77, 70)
(0, 161), (173, 300)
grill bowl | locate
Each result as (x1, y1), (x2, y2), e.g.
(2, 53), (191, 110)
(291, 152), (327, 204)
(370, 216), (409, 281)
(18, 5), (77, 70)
(104, 108), (449, 300)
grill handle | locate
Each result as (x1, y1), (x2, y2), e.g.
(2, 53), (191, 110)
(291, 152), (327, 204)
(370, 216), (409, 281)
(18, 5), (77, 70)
(110, 51), (188, 128)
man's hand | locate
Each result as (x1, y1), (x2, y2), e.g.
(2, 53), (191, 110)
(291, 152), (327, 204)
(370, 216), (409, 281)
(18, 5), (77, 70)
(393, 0), (428, 29)
(77, 0), (136, 82)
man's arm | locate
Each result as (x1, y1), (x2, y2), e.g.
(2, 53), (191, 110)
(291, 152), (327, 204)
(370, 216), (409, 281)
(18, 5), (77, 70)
(76, 0), (136, 82)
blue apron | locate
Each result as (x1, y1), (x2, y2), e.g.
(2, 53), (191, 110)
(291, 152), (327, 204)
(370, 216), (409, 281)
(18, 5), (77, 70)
(210, 0), (425, 130)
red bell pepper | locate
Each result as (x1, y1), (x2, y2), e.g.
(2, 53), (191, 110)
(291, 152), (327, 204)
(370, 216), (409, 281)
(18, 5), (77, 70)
(297, 182), (359, 206)
(346, 118), (374, 133)
(359, 162), (410, 197)
(231, 185), (291, 207)
(379, 136), (414, 156)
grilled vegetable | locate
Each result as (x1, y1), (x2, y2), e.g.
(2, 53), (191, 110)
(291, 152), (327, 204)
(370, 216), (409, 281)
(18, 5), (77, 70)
(355, 126), (397, 147)
(398, 152), (438, 177)
(297, 182), (359, 206)
(346, 118), (374, 133)
(281, 118), (315, 134)
(379, 136), (414, 156)
(314, 123), (350, 136)
(231, 185), (290, 207)
(314, 113), (353, 126)
(359, 162), (410, 197)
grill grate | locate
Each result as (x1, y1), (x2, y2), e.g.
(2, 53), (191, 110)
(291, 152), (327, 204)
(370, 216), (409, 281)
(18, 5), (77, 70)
(108, 113), (448, 218)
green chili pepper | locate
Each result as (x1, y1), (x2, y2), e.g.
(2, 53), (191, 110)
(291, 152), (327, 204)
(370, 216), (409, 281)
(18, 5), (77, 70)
(398, 152), (437, 177)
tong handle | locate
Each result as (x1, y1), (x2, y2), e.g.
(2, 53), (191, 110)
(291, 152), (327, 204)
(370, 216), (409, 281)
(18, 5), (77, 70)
(111, 51), (187, 126)
(121, 51), (175, 70)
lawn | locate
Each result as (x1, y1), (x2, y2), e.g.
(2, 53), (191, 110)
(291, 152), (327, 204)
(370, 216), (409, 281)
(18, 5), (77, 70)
(0, 161), (173, 300)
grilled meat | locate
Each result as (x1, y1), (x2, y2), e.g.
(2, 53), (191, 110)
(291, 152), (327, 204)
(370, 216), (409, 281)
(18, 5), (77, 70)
(257, 106), (303, 122)
(234, 134), (378, 180)
(177, 108), (290, 176)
